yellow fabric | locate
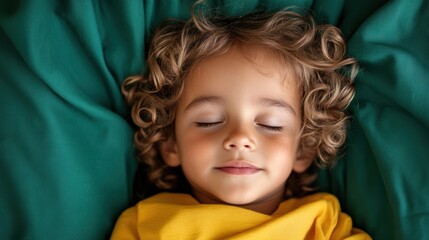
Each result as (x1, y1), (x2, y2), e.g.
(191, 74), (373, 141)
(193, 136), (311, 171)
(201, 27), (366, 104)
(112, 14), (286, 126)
(111, 193), (371, 240)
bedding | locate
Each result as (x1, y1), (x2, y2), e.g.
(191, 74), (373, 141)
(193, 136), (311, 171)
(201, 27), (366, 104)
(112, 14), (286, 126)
(111, 193), (370, 239)
(1, 0), (428, 239)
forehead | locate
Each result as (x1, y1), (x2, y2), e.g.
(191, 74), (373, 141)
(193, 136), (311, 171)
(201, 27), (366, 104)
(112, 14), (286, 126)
(187, 45), (297, 86)
(180, 45), (301, 112)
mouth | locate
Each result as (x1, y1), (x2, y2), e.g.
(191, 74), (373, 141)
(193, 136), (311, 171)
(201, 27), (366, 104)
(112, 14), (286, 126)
(214, 161), (262, 175)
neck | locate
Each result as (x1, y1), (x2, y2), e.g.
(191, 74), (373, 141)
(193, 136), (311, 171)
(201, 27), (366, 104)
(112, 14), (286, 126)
(192, 189), (285, 215)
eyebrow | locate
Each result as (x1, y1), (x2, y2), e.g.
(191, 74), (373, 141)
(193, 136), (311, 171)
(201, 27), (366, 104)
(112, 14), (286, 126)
(184, 96), (224, 112)
(184, 96), (297, 116)
(259, 97), (297, 116)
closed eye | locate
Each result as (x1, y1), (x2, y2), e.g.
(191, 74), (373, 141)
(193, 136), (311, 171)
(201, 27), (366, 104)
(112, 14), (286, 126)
(195, 122), (223, 128)
(257, 124), (284, 132)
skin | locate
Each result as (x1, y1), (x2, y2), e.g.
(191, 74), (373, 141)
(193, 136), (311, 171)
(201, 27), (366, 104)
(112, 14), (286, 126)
(161, 46), (308, 215)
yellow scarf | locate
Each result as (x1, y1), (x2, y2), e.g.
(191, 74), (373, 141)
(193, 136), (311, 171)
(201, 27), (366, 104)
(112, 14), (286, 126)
(112, 192), (370, 240)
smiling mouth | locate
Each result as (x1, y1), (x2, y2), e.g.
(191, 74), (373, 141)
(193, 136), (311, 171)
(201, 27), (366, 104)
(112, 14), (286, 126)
(215, 161), (262, 175)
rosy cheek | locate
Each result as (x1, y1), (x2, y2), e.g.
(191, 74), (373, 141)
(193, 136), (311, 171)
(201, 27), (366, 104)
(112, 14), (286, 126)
(263, 137), (298, 157)
(181, 133), (217, 156)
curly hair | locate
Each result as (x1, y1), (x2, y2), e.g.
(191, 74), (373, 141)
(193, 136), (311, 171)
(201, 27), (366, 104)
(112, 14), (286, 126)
(122, 8), (358, 198)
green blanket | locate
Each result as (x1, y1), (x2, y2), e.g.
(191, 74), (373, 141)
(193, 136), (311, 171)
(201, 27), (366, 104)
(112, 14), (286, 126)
(1, 0), (428, 239)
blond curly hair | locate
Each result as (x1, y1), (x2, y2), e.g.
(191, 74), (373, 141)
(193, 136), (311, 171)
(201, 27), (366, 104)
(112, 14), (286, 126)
(122, 8), (358, 198)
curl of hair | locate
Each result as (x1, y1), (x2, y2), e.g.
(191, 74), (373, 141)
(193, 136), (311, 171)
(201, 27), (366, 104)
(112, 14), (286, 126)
(122, 8), (358, 198)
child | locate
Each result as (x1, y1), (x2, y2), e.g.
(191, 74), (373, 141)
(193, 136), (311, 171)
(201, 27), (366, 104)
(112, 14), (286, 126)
(112, 6), (371, 240)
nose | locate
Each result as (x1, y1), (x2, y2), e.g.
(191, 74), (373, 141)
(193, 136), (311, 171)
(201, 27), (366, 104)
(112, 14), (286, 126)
(223, 127), (256, 151)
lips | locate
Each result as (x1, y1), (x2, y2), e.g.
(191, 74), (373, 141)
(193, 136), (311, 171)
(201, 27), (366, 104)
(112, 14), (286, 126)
(215, 161), (262, 175)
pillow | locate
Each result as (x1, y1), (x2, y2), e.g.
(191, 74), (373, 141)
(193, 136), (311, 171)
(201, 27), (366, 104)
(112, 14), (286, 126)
(1, 0), (428, 239)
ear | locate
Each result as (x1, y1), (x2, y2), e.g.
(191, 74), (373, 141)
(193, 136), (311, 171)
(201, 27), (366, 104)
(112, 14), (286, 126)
(159, 137), (181, 167)
(293, 148), (315, 173)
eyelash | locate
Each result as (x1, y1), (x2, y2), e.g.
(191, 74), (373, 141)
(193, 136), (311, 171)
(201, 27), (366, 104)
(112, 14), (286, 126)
(257, 124), (284, 132)
(195, 122), (283, 132)
(195, 122), (223, 128)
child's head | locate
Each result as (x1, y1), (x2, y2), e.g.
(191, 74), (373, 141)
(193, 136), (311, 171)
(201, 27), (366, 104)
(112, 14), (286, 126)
(123, 9), (357, 210)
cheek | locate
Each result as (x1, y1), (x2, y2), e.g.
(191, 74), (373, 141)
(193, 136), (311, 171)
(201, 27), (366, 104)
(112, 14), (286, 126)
(261, 137), (298, 168)
(177, 133), (220, 183)
(177, 132), (220, 164)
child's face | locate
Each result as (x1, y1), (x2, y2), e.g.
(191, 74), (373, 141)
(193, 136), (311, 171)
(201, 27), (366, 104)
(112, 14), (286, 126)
(163, 47), (302, 211)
